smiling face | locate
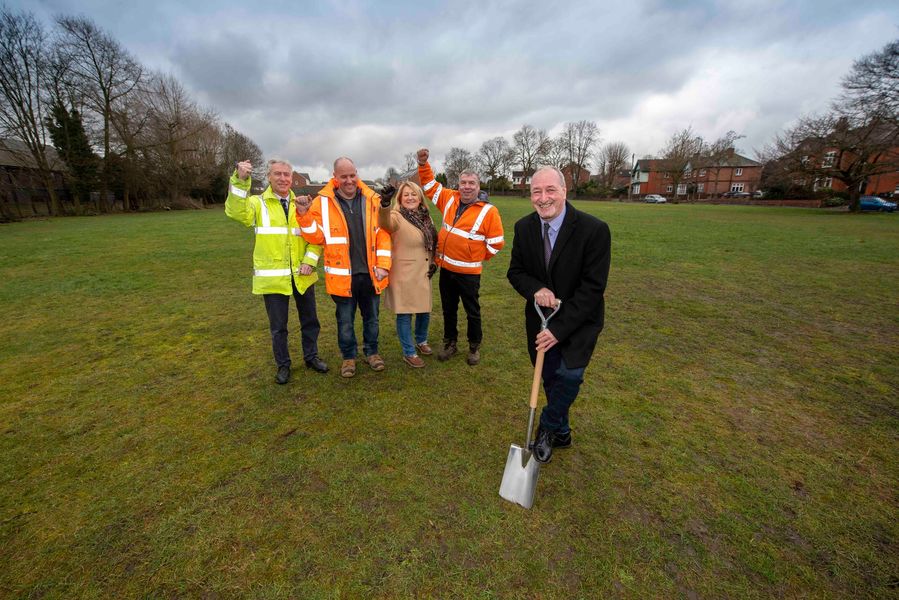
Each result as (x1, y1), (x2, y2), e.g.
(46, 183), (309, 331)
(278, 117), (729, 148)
(333, 158), (359, 199)
(398, 184), (422, 210)
(458, 172), (480, 203)
(268, 162), (293, 197)
(529, 168), (567, 220)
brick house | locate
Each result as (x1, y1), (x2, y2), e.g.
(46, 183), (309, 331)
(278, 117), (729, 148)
(631, 150), (762, 198)
(807, 149), (899, 197)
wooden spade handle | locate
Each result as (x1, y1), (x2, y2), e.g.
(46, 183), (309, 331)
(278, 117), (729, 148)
(529, 349), (546, 409)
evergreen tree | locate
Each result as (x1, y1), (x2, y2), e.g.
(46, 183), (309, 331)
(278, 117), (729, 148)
(45, 101), (98, 213)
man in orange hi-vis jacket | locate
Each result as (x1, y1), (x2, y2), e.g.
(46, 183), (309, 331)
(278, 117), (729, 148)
(416, 148), (505, 366)
(296, 157), (392, 379)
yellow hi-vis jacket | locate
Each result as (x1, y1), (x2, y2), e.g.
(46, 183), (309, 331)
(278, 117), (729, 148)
(297, 179), (392, 297)
(224, 171), (322, 295)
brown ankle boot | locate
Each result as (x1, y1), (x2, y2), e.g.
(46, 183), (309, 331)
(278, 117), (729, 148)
(437, 340), (457, 361)
(467, 344), (481, 366)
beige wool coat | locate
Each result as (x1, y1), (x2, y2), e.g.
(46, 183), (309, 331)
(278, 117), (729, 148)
(379, 206), (434, 314)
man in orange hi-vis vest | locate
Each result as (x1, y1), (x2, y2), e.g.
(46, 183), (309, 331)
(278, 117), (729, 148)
(416, 148), (505, 366)
(296, 157), (392, 379)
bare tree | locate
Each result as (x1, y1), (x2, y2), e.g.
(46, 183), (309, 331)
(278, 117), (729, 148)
(512, 124), (549, 195)
(596, 141), (630, 188)
(840, 38), (898, 123)
(402, 152), (417, 172)
(558, 120), (600, 196)
(659, 127), (703, 201)
(444, 147), (476, 188)
(543, 137), (567, 170)
(0, 8), (60, 216)
(56, 15), (143, 211)
(477, 136), (513, 191)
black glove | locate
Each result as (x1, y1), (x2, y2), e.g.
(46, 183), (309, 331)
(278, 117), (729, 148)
(379, 185), (396, 208)
(427, 263), (437, 279)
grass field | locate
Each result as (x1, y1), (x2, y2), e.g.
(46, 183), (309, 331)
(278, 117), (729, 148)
(1, 200), (897, 598)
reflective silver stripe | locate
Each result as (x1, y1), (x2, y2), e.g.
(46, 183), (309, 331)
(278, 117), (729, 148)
(230, 185), (248, 198)
(422, 179), (437, 191)
(301, 223), (318, 234)
(291, 227), (302, 236)
(430, 183), (444, 206)
(258, 195), (271, 227)
(443, 222), (485, 241)
(254, 268), (292, 277)
(486, 244), (500, 255)
(437, 253), (482, 269)
(469, 203), (493, 236)
(442, 196), (454, 220)
(255, 226), (289, 235)
(376, 249), (391, 257)
(324, 266), (351, 276)
(486, 235), (504, 244)
(304, 251), (320, 261)
(322, 200), (348, 244)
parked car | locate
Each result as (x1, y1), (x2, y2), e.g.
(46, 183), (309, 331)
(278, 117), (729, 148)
(722, 191), (751, 198)
(753, 190), (765, 198)
(859, 196), (897, 212)
(644, 194), (667, 203)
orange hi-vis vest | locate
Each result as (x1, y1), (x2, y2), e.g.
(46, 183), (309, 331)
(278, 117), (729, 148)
(418, 162), (504, 275)
(297, 179), (392, 297)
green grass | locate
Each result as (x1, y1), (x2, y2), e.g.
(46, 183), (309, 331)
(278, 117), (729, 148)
(1, 201), (897, 598)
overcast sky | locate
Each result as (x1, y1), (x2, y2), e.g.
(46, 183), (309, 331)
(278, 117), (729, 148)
(15, 0), (899, 181)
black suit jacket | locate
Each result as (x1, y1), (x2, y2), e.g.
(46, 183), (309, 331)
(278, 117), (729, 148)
(507, 202), (611, 369)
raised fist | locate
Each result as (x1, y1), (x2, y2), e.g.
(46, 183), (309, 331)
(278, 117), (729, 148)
(236, 160), (252, 180)
(416, 148), (429, 166)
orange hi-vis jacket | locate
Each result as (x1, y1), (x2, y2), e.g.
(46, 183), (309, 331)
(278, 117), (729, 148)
(418, 162), (505, 275)
(297, 179), (392, 297)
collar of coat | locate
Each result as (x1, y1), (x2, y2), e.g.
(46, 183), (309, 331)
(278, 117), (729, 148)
(261, 186), (293, 202)
(318, 178), (378, 203)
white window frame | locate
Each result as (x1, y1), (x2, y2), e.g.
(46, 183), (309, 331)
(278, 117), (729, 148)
(632, 183), (641, 194)
(699, 169), (706, 177)
(730, 183), (745, 192)
(676, 184), (687, 195)
(735, 168), (743, 176)
(666, 185), (673, 193)
(697, 183), (704, 192)
(822, 151), (836, 168)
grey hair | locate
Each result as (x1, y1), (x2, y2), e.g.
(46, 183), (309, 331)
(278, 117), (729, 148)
(333, 156), (356, 171)
(459, 170), (480, 182)
(533, 166), (566, 189)
(266, 158), (293, 176)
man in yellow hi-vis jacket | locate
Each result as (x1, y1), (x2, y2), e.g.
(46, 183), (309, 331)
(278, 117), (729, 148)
(225, 159), (329, 384)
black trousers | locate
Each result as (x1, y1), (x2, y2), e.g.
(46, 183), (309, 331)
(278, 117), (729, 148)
(438, 267), (481, 345)
(263, 279), (320, 368)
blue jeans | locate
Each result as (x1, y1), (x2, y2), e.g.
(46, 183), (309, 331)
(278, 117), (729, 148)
(539, 346), (586, 434)
(331, 274), (380, 359)
(395, 313), (431, 356)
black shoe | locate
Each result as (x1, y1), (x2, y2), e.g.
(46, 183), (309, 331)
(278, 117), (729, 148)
(305, 357), (329, 374)
(553, 430), (572, 449)
(532, 427), (554, 463)
(275, 365), (290, 385)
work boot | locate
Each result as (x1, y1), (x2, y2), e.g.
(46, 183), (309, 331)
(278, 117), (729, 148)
(275, 365), (290, 385)
(466, 343), (481, 366)
(437, 340), (457, 361)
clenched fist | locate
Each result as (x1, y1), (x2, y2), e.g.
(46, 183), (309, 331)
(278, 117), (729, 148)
(236, 160), (252, 180)
(294, 194), (313, 216)
(416, 148), (429, 166)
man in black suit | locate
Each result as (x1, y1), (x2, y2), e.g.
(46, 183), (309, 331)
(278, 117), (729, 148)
(507, 166), (611, 463)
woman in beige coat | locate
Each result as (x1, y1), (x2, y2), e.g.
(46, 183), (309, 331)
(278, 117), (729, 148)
(378, 182), (438, 368)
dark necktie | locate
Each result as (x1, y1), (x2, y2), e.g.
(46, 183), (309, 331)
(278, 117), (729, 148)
(280, 197), (289, 218)
(543, 222), (552, 269)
